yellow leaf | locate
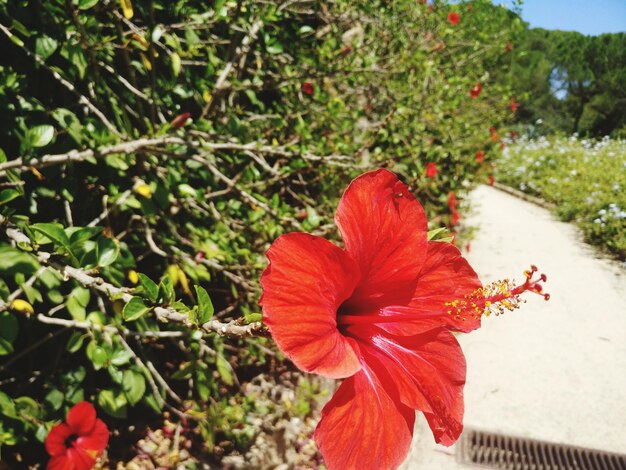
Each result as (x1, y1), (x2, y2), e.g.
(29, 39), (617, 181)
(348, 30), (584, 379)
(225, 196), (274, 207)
(120, 0), (133, 19)
(140, 52), (152, 71)
(177, 267), (191, 296)
(133, 183), (152, 198)
(127, 270), (139, 285)
(131, 33), (148, 50)
(271, 138), (279, 146)
(11, 299), (34, 315)
(167, 264), (180, 287)
(30, 167), (45, 181)
(202, 90), (212, 104)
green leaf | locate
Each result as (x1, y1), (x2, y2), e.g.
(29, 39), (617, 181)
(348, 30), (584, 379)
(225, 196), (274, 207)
(194, 285), (214, 324)
(216, 355), (235, 386)
(0, 312), (18, 356)
(86, 340), (108, 370)
(0, 247), (38, 273)
(0, 391), (17, 419)
(35, 35), (58, 60)
(78, 0), (99, 9)
(97, 389), (128, 419)
(122, 369), (146, 406)
(31, 223), (71, 251)
(69, 226), (103, 245)
(44, 389), (64, 411)
(137, 274), (159, 303)
(122, 297), (152, 321)
(66, 331), (85, 353)
(0, 189), (20, 206)
(0, 337), (14, 356)
(15, 396), (41, 420)
(171, 52), (181, 77)
(158, 276), (175, 304)
(96, 237), (119, 267)
(27, 125), (55, 148)
(110, 348), (133, 366)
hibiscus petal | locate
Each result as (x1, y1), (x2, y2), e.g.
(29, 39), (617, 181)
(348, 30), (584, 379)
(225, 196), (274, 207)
(45, 423), (72, 457)
(370, 328), (466, 446)
(66, 402), (97, 436)
(314, 364), (415, 470)
(260, 233), (362, 379)
(47, 454), (74, 470)
(66, 446), (96, 470)
(381, 241), (482, 335)
(335, 169), (428, 310)
(75, 419), (109, 453)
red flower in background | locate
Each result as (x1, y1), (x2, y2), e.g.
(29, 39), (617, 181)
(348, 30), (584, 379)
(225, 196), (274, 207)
(509, 131), (518, 140)
(489, 175), (495, 186)
(260, 170), (549, 469)
(447, 12), (460, 26)
(45, 401), (109, 470)
(476, 150), (485, 163)
(510, 98), (519, 113)
(469, 83), (482, 99)
(448, 191), (461, 226)
(490, 127), (500, 142)
(425, 162), (438, 178)
(301, 82), (314, 96)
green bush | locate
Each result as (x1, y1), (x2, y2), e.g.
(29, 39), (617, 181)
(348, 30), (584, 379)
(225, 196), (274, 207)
(0, 0), (520, 464)
(497, 134), (626, 260)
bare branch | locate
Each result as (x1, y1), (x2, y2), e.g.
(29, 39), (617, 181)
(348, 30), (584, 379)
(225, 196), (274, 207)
(2, 224), (267, 338)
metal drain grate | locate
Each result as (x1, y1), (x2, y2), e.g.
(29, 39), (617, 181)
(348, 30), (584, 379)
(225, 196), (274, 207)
(457, 428), (626, 470)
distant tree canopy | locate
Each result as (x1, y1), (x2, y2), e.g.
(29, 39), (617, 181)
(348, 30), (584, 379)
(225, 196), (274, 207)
(509, 28), (626, 137)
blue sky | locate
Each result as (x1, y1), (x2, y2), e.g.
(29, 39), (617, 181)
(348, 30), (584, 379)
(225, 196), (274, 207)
(507, 0), (626, 36)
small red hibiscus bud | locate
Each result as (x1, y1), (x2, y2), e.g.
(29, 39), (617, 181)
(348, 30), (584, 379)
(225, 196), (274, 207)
(448, 12), (460, 26)
(301, 82), (314, 96)
(469, 83), (482, 99)
(339, 45), (352, 56)
(476, 150), (485, 163)
(490, 127), (500, 142)
(489, 175), (495, 186)
(510, 98), (519, 112)
(425, 162), (438, 178)
(170, 112), (191, 129)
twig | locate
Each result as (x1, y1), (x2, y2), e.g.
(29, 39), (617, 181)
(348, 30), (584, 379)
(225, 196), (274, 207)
(2, 223), (267, 338)
(0, 136), (186, 178)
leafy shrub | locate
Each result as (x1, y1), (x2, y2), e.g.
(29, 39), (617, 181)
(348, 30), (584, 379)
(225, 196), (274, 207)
(0, 0), (520, 464)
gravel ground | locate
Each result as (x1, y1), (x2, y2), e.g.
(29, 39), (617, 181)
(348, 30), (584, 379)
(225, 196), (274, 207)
(402, 185), (626, 469)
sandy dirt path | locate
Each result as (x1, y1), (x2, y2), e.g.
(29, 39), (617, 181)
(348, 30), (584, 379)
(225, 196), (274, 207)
(402, 185), (626, 469)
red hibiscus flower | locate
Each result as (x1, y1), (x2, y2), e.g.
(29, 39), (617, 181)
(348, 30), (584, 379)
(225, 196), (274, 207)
(45, 401), (109, 470)
(260, 170), (548, 469)
(301, 82), (314, 96)
(448, 191), (461, 226)
(510, 98), (519, 113)
(469, 83), (482, 98)
(476, 150), (485, 163)
(425, 162), (438, 178)
(448, 12), (460, 25)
